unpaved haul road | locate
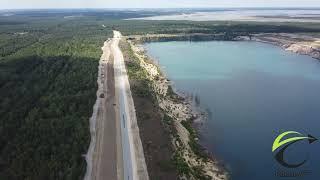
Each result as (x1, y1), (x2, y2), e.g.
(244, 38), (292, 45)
(84, 38), (123, 180)
(85, 31), (148, 180)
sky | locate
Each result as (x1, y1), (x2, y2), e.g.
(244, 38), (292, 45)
(2, 0), (320, 9)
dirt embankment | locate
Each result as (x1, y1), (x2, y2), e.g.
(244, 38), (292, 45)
(252, 33), (320, 60)
(124, 39), (228, 180)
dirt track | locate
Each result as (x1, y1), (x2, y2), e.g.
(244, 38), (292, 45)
(84, 39), (123, 180)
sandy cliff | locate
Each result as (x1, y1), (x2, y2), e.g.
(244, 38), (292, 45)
(253, 33), (320, 60)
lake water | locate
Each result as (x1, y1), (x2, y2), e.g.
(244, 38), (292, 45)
(144, 41), (320, 180)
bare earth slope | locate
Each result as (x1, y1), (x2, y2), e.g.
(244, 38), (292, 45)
(253, 33), (320, 60)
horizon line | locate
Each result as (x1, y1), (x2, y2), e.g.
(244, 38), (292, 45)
(2, 7), (320, 11)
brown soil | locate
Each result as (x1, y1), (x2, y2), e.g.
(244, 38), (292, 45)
(133, 94), (178, 180)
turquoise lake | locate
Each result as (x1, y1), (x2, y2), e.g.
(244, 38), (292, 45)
(144, 41), (320, 180)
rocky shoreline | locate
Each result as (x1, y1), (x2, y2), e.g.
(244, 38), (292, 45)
(244, 33), (320, 60)
(127, 39), (228, 180)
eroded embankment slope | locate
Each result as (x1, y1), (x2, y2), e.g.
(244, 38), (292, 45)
(253, 33), (320, 60)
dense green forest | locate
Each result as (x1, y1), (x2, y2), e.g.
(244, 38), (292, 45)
(0, 15), (111, 180)
(1, 10), (320, 180)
